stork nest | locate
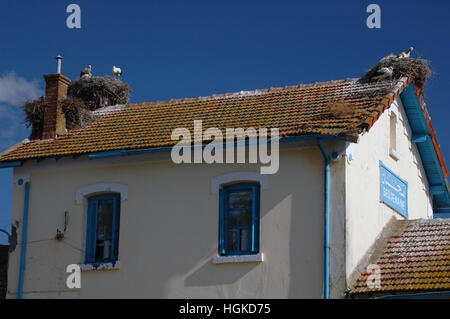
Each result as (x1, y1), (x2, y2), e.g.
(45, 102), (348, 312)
(61, 98), (98, 129)
(68, 76), (132, 109)
(23, 76), (132, 139)
(358, 57), (431, 90)
(23, 97), (98, 139)
(23, 97), (46, 140)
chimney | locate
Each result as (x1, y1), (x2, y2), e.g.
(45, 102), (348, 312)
(42, 56), (71, 139)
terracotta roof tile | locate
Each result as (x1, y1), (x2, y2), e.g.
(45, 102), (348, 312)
(350, 219), (450, 295)
(0, 78), (406, 163)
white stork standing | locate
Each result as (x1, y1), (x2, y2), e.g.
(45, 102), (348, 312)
(113, 66), (122, 80)
(397, 47), (414, 59)
(372, 66), (394, 81)
(80, 65), (92, 79)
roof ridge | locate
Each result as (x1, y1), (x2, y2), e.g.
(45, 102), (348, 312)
(132, 78), (360, 107)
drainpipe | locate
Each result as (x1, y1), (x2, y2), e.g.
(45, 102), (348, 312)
(317, 139), (330, 299)
(18, 182), (30, 299)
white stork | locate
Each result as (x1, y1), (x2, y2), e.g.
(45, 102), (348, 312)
(80, 65), (92, 79)
(113, 66), (122, 79)
(397, 47), (414, 59)
(372, 66), (394, 81)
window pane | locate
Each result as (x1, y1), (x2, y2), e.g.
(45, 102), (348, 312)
(97, 200), (113, 239)
(240, 228), (250, 251)
(95, 239), (112, 260)
(228, 209), (252, 227)
(228, 190), (252, 209)
(228, 230), (238, 252)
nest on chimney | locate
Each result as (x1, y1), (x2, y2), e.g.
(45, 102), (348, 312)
(61, 98), (98, 130)
(23, 97), (98, 139)
(23, 97), (46, 140)
(68, 76), (132, 109)
(358, 57), (432, 91)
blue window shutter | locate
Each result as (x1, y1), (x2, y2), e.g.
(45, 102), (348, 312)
(111, 196), (121, 261)
(251, 184), (260, 254)
(219, 188), (226, 256)
(85, 199), (98, 263)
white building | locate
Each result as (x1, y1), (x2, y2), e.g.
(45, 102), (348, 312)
(0, 58), (448, 298)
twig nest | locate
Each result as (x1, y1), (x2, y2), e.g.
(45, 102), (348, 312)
(358, 57), (431, 90)
(68, 76), (132, 109)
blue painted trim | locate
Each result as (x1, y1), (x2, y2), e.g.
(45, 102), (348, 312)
(0, 135), (348, 166)
(400, 84), (450, 217)
(411, 134), (429, 143)
(317, 139), (330, 300)
(0, 161), (22, 169)
(430, 185), (445, 195)
(86, 194), (121, 264)
(219, 182), (260, 256)
(218, 188), (226, 255)
(88, 147), (173, 159)
(87, 135), (348, 160)
(17, 182), (30, 299)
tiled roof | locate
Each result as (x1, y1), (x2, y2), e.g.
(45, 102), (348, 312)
(0, 78), (408, 163)
(350, 219), (450, 296)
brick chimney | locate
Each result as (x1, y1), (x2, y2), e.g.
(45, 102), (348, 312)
(42, 56), (71, 139)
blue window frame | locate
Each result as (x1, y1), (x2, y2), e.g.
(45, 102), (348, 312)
(219, 183), (260, 256)
(85, 194), (121, 264)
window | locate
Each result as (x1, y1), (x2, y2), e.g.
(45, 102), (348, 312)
(219, 183), (260, 256)
(390, 112), (400, 160)
(86, 194), (121, 264)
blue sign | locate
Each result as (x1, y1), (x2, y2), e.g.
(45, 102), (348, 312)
(380, 162), (408, 217)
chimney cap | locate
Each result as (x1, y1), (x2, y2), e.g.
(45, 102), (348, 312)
(56, 55), (63, 74)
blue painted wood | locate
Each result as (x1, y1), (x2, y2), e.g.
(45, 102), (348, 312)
(87, 135), (348, 160)
(17, 182), (30, 299)
(112, 196), (121, 260)
(85, 199), (98, 263)
(252, 184), (260, 254)
(219, 188), (226, 255)
(86, 194), (120, 263)
(0, 161), (22, 169)
(400, 84), (449, 217)
(220, 182), (260, 256)
(412, 134), (429, 143)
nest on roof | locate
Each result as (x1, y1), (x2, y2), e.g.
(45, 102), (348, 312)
(358, 57), (431, 90)
(68, 76), (132, 109)
(23, 97), (46, 140)
(61, 98), (98, 130)
(23, 97), (99, 139)
(23, 76), (132, 140)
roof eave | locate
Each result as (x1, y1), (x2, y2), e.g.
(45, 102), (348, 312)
(399, 81), (450, 216)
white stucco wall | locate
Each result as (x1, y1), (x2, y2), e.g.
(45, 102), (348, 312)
(345, 97), (432, 286)
(7, 146), (328, 299)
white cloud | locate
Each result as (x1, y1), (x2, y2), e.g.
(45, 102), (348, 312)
(0, 103), (29, 152)
(0, 72), (42, 106)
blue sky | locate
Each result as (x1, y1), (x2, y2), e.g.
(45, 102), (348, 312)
(0, 0), (449, 244)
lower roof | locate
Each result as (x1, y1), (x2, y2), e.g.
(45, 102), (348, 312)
(349, 218), (450, 297)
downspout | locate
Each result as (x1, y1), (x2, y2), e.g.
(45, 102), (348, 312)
(317, 139), (330, 299)
(17, 182), (30, 299)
